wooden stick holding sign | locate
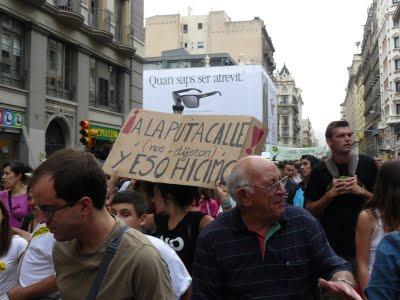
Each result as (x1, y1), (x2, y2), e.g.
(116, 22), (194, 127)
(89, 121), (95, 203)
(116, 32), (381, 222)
(103, 109), (267, 188)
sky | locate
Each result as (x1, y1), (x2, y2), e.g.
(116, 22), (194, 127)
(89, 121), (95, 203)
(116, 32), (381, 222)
(144, 0), (372, 145)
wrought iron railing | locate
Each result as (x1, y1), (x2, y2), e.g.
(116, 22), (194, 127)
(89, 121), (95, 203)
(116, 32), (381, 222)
(88, 8), (112, 33)
(114, 25), (134, 47)
(54, 0), (82, 15)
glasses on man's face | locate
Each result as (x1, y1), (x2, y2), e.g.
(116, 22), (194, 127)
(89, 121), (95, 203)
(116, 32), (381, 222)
(242, 176), (288, 196)
(172, 89), (222, 108)
(38, 203), (73, 223)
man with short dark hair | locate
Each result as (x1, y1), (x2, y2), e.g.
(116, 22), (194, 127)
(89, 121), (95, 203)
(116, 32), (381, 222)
(191, 156), (362, 299)
(30, 149), (172, 300)
(281, 160), (298, 194)
(305, 120), (378, 260)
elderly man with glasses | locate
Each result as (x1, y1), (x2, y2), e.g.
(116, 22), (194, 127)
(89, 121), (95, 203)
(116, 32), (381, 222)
(191, 156), (362, 300)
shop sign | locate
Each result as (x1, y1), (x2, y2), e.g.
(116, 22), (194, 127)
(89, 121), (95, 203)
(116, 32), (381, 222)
(0, 110), (24, 129)
(90, 125), (120, 142)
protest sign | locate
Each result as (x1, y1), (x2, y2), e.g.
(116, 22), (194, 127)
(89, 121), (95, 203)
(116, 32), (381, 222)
(103, 109), (267, 188)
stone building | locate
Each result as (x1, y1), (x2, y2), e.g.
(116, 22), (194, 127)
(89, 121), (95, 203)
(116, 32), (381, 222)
(0, 0), (144, 166)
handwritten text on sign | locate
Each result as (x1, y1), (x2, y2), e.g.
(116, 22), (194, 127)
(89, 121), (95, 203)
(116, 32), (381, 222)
(103, 110), (267, 188)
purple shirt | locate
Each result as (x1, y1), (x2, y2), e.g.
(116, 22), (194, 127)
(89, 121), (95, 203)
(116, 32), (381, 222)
(0, 190), (29, 228)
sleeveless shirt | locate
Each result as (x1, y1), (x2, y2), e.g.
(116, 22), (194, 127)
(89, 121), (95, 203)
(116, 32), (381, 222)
(153, 211), (205, 274)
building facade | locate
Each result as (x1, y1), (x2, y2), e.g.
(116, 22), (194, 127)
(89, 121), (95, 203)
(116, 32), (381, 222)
(0, 0), (144, 167)
(145, 11), (276, 76)
(275, 65), (303, 147)
(144, 48), (235, 70)
(342, 54), (364, 154)
(376, 0), (400, 157)
(301, 118), (318, 147)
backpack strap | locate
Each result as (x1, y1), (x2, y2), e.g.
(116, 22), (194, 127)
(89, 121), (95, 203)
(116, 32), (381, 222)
(86, 225), (128, 300)
(348, 153), (359, 176)
(324, 153), (359, 178)
(324, 157), (339, 178)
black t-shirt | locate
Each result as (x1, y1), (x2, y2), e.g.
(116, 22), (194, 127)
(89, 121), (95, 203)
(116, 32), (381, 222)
(304, 154), (377, 259)
(153, 211), (205, 274)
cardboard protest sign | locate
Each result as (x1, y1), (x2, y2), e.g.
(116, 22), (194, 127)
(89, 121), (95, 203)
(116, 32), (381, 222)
(103, 109), (267, 188)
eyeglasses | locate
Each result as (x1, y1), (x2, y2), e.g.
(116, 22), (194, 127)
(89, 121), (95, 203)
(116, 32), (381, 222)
(242, 176), (288, 196)
(172, 88), (222, 108)
(38, 202), (75, 223)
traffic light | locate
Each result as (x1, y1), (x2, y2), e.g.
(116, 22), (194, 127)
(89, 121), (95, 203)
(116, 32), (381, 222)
(79, 120), (99, 147)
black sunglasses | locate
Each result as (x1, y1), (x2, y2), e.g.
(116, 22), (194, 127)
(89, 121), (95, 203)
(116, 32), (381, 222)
(172, 88), (202, 106)
(172, 89), (222, 108)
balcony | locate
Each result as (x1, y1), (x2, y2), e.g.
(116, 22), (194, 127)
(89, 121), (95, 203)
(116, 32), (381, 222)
(54, 0), (84, 28)
(114, 25), (135, 54)
(24, 0), (46, 6)
(88, 9), (113, 43)
(386, 115), (400, 125)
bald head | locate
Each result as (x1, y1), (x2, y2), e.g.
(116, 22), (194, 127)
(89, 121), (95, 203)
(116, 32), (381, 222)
(227, 156), (277, 201)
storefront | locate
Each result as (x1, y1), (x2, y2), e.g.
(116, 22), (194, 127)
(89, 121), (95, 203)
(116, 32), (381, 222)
(0, 109), (25, 166)
(89, 125), (120, 161)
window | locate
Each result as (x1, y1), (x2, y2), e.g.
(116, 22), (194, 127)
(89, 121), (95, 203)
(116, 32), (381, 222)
(197, 42), (204, 49)
(0, 14), (24, 88)
(282, 116), (289, 125)
(89, 57), (121, 112)
(183, 24), (188, 33)
(89, 57), (96, 105)
(396, 81), (400, 92)
(394, 36), (400, 49)
(395, 59), (400, 71)
(281, 95), (288, 104)
(198, 23), (203, 29)
(397, 103), (400, 115)
(184, 42), (188, 48)
(46, 38), (73, 99)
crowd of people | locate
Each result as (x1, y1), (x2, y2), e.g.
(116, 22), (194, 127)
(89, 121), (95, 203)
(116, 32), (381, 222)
(0, 119), (399, 299)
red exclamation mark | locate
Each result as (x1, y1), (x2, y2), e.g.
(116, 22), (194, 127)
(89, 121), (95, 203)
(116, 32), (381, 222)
(121, 110), (139, 134)
(246, 126), (265, 155)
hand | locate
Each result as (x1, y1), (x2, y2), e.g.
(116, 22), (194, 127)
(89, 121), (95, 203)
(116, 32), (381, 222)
(7, 286), (28, 300)
(215, 180), (229, 204)
(345, 176), (365, 196)
(328, 179), (349, 198)
(108, 168), (120, 186)
(318, 278), (362, 300)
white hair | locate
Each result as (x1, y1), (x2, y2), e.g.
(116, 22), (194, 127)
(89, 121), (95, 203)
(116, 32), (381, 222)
(227, 165), (254, 202)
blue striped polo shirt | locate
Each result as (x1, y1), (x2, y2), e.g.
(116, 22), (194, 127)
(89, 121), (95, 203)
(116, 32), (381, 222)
(191, 205), (351, 299)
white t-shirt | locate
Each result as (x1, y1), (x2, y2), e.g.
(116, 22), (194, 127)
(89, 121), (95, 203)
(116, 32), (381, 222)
(0, 235), (27, 300)
(146, 235), (191, 300)
(19, 223), (55, 287)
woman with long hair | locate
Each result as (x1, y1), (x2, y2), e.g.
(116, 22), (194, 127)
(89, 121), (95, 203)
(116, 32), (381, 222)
(356, 160), (400, 298)
(145, 183), (213, 274)
(0, 161), (32, 228)
(287, 154), (320, 208)
(0, 201), (28, 300)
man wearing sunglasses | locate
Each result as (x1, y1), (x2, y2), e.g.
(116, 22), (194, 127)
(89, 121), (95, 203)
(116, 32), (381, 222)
(29, 149), (172, 300)
(192, 156), (361, 300)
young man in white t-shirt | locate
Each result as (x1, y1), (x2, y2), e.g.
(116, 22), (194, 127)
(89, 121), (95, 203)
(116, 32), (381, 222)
(0, 203), (27, 300)
(8, 206), (58, 299)
(0, 234), (27, 300)
(111, 190), (192, 300)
